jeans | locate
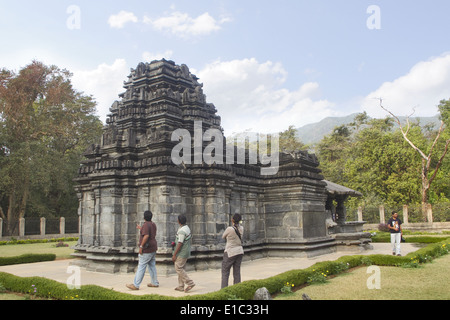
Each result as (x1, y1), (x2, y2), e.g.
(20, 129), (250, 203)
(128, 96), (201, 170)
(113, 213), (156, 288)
(391, 233), (401, 255)
(133, 252), (159, 288)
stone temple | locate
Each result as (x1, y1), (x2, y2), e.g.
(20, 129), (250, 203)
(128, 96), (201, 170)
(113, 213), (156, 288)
(72, 59), (371, 274)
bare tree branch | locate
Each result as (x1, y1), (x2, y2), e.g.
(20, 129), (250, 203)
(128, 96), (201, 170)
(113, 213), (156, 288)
(379, 99), (428, 160)
(379, 98), (449, 211)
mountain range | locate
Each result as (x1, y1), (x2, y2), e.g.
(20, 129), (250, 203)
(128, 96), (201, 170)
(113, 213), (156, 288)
(296, 113), (442, 145)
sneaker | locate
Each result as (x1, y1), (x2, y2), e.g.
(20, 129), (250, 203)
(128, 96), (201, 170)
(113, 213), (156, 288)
(397, 254), (401, 256)
(174, 286), (184, 292)
(126, 284), (139, 290)
(147, 283), (159, 288)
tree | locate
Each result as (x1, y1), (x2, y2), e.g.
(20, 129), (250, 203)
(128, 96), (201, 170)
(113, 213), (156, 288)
(316, 114), (430, 209)
(344, 118), (422, 206)
(379, 99), (450, 220)
(0, 61), (103, 235)
(316, 124), (353, 183)
(279, 125), (305, 156)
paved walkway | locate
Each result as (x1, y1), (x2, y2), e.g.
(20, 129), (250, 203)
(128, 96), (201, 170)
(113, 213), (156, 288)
(0, 243), (420, 298)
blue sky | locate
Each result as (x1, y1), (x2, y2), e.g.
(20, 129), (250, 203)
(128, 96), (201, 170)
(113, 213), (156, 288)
(1, 1), (450, 135)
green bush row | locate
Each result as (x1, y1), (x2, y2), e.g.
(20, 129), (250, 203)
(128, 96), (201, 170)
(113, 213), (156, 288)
(370, 233), (449, 243)
(201, 239), (449, 300)
(0, 237), (79, 246)
(0, 239), (448, 300)
(0, 272), (174, 301)
(0, 254), (56, 266)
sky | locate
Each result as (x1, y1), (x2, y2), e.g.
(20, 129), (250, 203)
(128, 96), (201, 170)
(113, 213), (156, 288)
(1, 0), (450, 136)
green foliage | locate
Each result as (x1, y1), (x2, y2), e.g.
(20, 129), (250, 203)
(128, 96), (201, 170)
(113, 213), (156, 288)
(0, 237), (78, 246)
(280, 282), (295, 295)
(307, 270), (329, 284)
(279, 125), (305, 155)
(370, 232), (449, 243)
(0, 253), (56, 266)
(0, 239), (448, 300)
(0, 61), (103, 230)
(316, 107), (450, 209)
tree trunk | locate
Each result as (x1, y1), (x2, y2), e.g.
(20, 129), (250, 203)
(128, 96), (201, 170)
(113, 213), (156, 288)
(6, 192), (18, 236)
(5, 181), (30, 236)
(421, 159), (430, 222)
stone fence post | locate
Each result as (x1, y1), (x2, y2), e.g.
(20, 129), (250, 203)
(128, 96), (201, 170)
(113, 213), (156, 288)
(403, 205), (409, 224)
(19, 218), (25, 237)
(426, 204), (433, 224)
(357, 207), (363, 222)
(40, 217), (46, 236)
(60, 217), (65, 235)
(379, 205), (385, 224)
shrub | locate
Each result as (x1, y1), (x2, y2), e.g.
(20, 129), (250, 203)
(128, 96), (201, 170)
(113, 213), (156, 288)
(0, 254), (56, 266)
(401, 257), (422, 268)
(307, 270), (329, 284)
(0, 237), (78, 246)
(370, 233), (449, 244)
(55, 241), (69, 247)
(0, 239), (448, 300)
(280, 282), (295, 295)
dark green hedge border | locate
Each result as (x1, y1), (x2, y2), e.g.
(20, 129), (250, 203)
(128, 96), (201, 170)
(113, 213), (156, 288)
(0, 254), (56, 266)
(0, 239), (448, 300)
(0, 237), (79, 246)
(371, 233), (449, 243)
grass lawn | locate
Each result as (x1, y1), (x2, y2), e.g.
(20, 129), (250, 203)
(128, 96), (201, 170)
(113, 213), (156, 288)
(276, 253), (450, 300)
(0, 292), (28, 300)
(0, 241), (78, 260)
(0, 292), (51, 300)
(0, 241), (78, 300)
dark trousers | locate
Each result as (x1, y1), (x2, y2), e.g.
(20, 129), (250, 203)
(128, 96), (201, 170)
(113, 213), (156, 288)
(221, 252), (243, 288)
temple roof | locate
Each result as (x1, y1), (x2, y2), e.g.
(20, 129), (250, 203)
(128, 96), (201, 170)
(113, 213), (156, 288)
(324, 180), (362, 197)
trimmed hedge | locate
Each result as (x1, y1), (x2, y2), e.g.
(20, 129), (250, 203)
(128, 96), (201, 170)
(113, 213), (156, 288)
(0, 239), (448, 300)
(200, 239), (449, 300)
(371, 233), (449, 243)
(0, 272), (172, 300)
(0, 237), (79, 246)
(0, 254), (56, 266)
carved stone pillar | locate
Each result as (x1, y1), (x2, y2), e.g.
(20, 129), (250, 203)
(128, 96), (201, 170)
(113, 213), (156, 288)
(121, 187), (137, 248)
(192, 187), (206, 246)
(335, 195), (346, 225)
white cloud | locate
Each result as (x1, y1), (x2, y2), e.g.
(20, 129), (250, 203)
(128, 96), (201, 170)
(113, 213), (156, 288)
(108, 11), (138, 29)
(71, 59), (130, 122)
(361, 53), (450, 118)
(67, 53), (450, 137)
(197, 58), (336, 135)
(144, 11), (229, 39)
(142, 50), (174, 62)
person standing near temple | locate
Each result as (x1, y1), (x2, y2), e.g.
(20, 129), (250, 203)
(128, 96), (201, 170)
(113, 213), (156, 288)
(126, 210), (159, 290)
(221, 213), (244, 288)
(172, 214), (195, 293)
(387, 211), (403, 256)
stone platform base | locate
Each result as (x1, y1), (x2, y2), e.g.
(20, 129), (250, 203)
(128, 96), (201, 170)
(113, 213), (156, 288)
(70, 236), (368, 276)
